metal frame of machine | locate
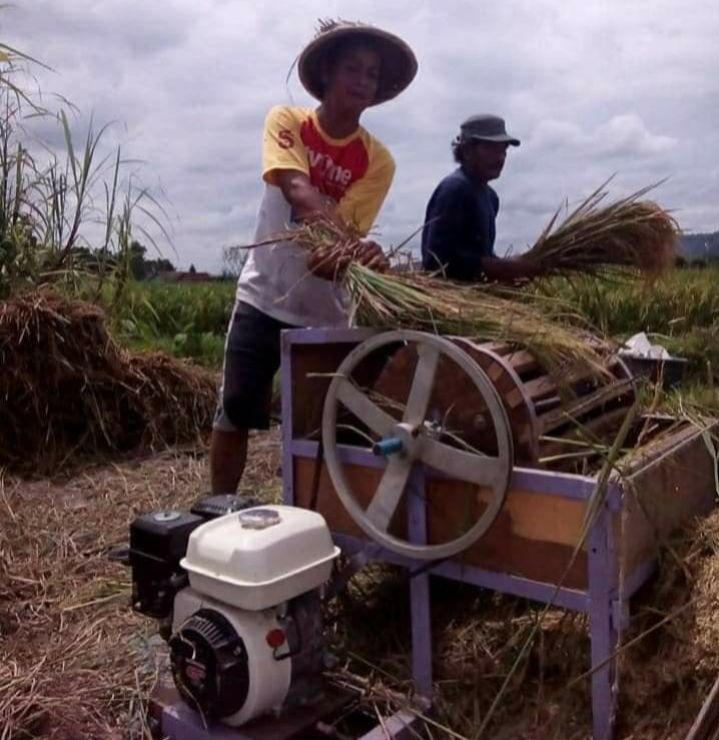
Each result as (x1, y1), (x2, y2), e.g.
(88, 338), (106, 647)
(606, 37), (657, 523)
(281, 327), (717, 740)
(152, 694), (421, 739)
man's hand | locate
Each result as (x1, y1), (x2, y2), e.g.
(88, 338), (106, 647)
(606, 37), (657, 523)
(273, 169), (390, 278)
(479, 256), (545, 284)
(307, 239), (389, 281)
(306, 245), (353, 280)
(353, 240), (389, 272)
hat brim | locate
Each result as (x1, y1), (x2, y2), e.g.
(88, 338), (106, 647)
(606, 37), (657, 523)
(298, 26), (417, 106)
(463, 134), (521, 147)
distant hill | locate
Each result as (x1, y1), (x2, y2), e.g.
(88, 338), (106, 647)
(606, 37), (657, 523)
(680, 231), (719, 260)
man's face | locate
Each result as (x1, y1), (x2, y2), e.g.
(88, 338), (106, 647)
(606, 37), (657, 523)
(463, 140), (510, 183)
(322, 44), (381, 114)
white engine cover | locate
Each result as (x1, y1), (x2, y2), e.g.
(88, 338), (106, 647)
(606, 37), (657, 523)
(172, 587), (291, 726)
(180, 505), (339, 611)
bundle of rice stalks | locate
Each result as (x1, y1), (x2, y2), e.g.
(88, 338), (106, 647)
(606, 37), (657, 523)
(0, 291), (216, 475)
(250, 217), (611, 375)
(519, 182), (679, 278)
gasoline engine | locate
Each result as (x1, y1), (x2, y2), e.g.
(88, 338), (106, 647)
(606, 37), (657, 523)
(129, 495), (340, 727)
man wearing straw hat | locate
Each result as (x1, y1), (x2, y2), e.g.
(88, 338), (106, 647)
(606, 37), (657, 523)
(210, 20), (417, 495)
(422, 114), (541, 283)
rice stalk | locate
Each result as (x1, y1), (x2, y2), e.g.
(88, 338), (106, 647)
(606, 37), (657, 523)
(242, 217), (611, 375)
(520, 180), (679, 278)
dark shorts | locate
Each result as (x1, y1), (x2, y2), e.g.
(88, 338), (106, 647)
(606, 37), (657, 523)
(213, 301), (295, 432)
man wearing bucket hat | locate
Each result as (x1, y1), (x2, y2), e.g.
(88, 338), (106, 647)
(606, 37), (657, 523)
(421, 114), (541, 282)
(210, 20), (417, 494)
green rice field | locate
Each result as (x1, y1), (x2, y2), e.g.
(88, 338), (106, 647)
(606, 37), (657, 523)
(116, 266), (719, 384)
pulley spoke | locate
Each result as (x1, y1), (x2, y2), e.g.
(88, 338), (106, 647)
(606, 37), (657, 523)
(403, 344), (440, 426)
(336, 378), (396, 437)
(365, 457), (413, 532)
(421, 438), (505, 488)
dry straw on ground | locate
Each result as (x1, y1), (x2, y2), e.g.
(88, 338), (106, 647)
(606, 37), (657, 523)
(331, 506), (719, 739)
(0, 434), (282, 739)
(0, 291), (217, 475)
(2, 432), (718, 739)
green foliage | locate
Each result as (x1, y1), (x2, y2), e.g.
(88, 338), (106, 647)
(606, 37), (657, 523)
(537, 266), (719, 379)
(108, 268), (719, 375)
(109, 280), (235, 367)
(542, 268), (719, 335)
(126, 240), (175, 280)
(0, 217), (44, 296)
(0, 40), (168, 303)
(119, 281), (234, 333)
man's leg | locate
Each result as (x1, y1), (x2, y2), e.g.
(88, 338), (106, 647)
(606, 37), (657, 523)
(210, 301), (289, 495)
(209, 428), (249, 494)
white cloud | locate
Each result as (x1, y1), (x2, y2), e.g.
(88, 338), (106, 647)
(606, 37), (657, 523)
(529, 114), (676, 157)
(4, 0), (718, 269)
(596, 115), (676, 157)
(530, 120), (587, 149)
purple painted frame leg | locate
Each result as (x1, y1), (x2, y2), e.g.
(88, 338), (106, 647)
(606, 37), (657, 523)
(407, 467), (433, 699)
(588, 499), (617, 740)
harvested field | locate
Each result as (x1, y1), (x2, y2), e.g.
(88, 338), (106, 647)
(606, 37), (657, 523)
(1, 428), (718, 739)
(333, 513), (719, 739)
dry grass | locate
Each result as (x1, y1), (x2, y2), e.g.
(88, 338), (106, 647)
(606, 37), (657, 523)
(520, 182), (679, 279)
(330, 507), (719, 740)
(0, 291), (217, 476)
(0, 433), (282, 739)
(2, 427), (718, 739)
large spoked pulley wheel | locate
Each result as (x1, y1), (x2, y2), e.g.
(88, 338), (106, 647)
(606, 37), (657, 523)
(321, 331), (514, 560)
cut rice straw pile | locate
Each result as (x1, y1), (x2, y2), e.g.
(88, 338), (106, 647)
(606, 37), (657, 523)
(245, 216), (611, 376)
(0, 291), (217, 475)
(518, 180), (679, 278)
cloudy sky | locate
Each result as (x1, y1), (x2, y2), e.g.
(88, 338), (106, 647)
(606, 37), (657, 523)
(5, 0), (718, 272)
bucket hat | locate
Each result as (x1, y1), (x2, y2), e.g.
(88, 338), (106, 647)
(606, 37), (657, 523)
(456, 114), (521, 146)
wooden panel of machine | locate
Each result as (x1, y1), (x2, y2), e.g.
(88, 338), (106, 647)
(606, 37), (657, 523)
(614, 423), (718, 578)
(294, 459), (401, 540)
(293, 423), (717, 592)
(293, 457), (590, 589)
(287, 334), (717, 600)
(289, 341), (394, 440)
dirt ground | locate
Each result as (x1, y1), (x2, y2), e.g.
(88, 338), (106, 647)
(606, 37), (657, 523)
(2, 429), (718, 739)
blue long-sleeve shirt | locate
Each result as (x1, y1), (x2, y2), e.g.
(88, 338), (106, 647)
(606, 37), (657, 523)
(421, 167), (499, 280)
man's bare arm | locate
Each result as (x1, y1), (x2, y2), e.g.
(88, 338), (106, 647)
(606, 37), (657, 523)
(273, 169), (388, 278)
(273, 170), (336, 221)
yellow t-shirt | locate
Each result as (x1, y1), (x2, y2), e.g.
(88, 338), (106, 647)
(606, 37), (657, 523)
(236, 106), (395, 327)
(261, 105), (395, 235)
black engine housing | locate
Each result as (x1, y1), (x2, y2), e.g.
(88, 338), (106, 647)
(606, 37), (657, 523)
(129, 494), (260, 621)
(169, 608), (250, 719)
(130, 510), (203, 620)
